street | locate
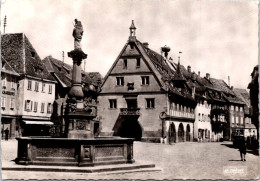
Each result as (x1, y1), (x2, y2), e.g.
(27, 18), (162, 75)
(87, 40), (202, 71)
(1, 139), (259, 180)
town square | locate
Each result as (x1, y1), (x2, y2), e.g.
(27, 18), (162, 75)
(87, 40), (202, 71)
(1, 0), (259, 180)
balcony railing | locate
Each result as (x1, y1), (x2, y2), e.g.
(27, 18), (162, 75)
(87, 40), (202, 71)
(171, 110), (195, 119)
(120, 108), (140, 116)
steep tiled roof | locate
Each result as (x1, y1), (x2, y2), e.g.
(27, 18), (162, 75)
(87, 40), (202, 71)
(137, 42), (195, 101)
(233, 88), (250, 107)
(43, 56), (103, 88)
(1, 33), (55, 82)
(136, 40), (244, 105)
(1, 57), (20, 76)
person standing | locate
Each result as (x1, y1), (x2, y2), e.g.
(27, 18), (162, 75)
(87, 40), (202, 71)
(239, 136), (247, 161)
(4, 128), (9, 141)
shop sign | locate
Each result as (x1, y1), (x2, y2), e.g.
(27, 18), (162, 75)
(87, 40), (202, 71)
(2, 90), (15, 96)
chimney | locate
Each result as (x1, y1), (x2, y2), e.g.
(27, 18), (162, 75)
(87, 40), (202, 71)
(198, 71), (200, 77)
(192, 72), (196, 80)
(187, 65), (191, 73)
(206, 73), (210, 80)
(143, 42), (149, 48)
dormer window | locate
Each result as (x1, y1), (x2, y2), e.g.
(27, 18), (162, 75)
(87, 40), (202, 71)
(31, 52), (35, 58)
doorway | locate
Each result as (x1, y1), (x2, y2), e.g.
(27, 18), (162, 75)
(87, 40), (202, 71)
(178, 123), (184, 142)
(168, 123), (176, 144)
(114, 118), (142, 141)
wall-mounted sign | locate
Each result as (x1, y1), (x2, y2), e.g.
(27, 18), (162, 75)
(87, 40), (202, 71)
(2, 91), (15, 96)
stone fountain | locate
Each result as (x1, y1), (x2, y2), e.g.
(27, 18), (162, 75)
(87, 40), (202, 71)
(15, 19), (135, 167)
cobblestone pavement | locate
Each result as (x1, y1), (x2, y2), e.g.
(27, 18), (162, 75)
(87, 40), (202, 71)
(1, 139), (259, 180)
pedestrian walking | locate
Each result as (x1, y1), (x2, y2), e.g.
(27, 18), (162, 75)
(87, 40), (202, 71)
(239, 136), (246, 161)
(4, 128), (9, 141)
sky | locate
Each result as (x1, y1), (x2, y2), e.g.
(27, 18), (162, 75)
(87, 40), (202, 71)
(1, 0), (258, 89)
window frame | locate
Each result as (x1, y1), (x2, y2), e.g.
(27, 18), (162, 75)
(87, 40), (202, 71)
(116, 77), (124, 86)
(47, 103), (52, 114)
(136, 58), (141, 68)
(10, 98), (15, 110)
(109, 99), (117, 109)
(48, 84), (52, 94)
(42, 83), (45, 92)
(11, 77), (15, 89)
(141, 76), (150, 85)
(33, 101), (38, 112)
(41, 103), (45, 113)
(28, 80), (32, 90)
(24, 100), (31, 111)
(123, 59), (127, 69)
(1, 96), (6, 108)
(146, 98), (155, 109)
(35, 82), (39, 92)
(2, 75), (7, 88)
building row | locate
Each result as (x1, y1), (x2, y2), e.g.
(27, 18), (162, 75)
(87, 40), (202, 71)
(1, 22), (257, 142)
(1, 33), (102, 138)
(97, 21), (257, 143)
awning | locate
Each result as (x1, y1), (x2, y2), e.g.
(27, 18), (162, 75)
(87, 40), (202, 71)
(23, 120), (54, 125)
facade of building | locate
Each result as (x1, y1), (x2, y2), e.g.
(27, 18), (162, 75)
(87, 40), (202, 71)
(43, 55), (102, 137)
(233, 88), (257, 138)
(1, 59), (20, 138)
(98, 21), (196, 143)
(1, 33), (57, 136)
(194, 99), (211, 142)
(247, 65), (259, 139)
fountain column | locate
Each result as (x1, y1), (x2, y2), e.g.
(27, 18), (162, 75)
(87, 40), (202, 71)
(64, 19), (95, 138)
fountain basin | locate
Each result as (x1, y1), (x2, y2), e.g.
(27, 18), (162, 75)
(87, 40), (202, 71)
(15, 137), (134, 167)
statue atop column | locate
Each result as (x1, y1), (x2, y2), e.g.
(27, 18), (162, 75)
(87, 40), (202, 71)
(73, 19), (84, 50)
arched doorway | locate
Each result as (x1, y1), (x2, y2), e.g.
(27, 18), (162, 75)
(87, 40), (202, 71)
(116, 118), (142, 141)
(186, 124), (191, 142)
(178, 123), (184, 142)
(168, 123), (176, 144)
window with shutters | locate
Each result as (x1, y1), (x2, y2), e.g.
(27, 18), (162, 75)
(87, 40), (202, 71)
(35, 82), (39, 92)
(42, 83), (45, 92)
(48, 85), (52, 94)
(1, 97), (6, 108)
(10, 98), (15, 110)
(11, 77), (15, 90)
(24, 100), (31, 111)
(41, 103), (45, 113)
(28, 80), (32, 90)
(34, 102), (38, 112)
(2, 75), (6, 88)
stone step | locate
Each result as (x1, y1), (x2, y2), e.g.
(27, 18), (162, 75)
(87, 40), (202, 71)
(2, 161), (158, 174)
